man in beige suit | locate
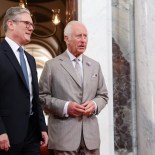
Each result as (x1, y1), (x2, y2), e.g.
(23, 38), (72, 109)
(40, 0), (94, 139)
(39, 21), (108, 155)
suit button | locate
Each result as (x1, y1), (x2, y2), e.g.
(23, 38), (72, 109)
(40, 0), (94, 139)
(79, 93), (82, 97)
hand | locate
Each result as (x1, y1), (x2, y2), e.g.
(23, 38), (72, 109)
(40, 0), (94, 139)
(0, 133), (10, 151)
(82, 101), (95, 116)
(43, 106), (51, 115)
(68, 102), (85, 117)
(40, 132), (48, 147)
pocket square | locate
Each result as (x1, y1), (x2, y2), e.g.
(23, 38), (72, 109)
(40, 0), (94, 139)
(92, 74), (98, 78)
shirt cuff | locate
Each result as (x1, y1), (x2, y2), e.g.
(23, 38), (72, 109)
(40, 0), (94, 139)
(63, 101), (70, 117)
(92, 100), (97, 114)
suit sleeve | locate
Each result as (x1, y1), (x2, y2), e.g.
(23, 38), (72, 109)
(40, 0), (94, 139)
(0, 118), (6, 135)
(30, 55), (47, 132)
(92, 64), (109, 114)
(39, 62), (67, 118)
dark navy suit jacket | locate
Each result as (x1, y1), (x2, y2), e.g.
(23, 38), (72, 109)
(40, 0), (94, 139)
(0, 39), (47, 144)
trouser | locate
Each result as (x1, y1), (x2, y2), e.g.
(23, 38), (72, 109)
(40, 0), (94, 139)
(50, 135), (100, 155)
(0, 116), (40, 155)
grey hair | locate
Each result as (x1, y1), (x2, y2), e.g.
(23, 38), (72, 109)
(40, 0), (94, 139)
(3, 6), (31, 32)
(64, 20), (84, 38)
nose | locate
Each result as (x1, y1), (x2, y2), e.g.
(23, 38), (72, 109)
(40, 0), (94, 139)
(28, 26), (34, 32)
(81, 34), (87, 41)
(81, 38), (87, 44)
(28, 23), (34, 31)
(31, 25), (34, 30)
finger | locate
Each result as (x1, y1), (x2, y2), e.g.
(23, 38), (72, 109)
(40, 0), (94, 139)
(74, 105), (85, 113)
(40, 141), (46, 147)
(0, 144), (4, 150)
(87, 103), (95, 112)
(75, 104), (85, 110)
(4, 146), (9, 152)
(72, 108), (84, 116)
(75, 107), (85, 113)
(0, 143), (8, 151)
(84, 106), (92, 112)
(72, 112), (82, 117)
(40, 138), (46, 147)
(83, 102), (93, 109)
(4, 141), (10, 151)
(43, 136), (48, 147)
(82, 101), (89, 107)
(41, 133), (48, 147)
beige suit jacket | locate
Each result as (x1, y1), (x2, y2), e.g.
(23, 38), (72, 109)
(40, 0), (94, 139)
(39, 51), (108, 151)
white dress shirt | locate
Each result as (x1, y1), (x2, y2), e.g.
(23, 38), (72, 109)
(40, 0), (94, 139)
(5, 37), (33, 114)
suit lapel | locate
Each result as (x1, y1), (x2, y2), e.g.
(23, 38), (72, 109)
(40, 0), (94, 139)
(83, 55), (92, 90)
(59, 52), (83, 88)
(26, 52), (37, 92)
(2, 40), (29, 90)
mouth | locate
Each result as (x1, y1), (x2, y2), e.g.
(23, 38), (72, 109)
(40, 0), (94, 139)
(78, 45), (86, 50)
(25, 32), (32, 37)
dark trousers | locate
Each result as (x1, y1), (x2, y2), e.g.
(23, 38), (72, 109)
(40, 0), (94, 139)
(0, 116), (40, 155)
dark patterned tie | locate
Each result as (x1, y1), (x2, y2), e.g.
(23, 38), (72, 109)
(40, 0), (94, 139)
(18, 47), (29, 89)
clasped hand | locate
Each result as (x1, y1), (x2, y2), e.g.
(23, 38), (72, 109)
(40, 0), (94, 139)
(68, 101), (95, 117)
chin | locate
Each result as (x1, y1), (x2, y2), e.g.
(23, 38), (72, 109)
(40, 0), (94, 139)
(25, 38), (31, 43)
(79, 50), (85, 54)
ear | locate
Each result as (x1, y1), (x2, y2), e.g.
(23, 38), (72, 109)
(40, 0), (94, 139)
(64, 36), (69, 44)
(7, 20), (14, 31)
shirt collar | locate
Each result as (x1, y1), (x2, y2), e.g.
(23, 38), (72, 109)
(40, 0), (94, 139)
(66, 49), (83, 62)
(5, 37), (22, 52)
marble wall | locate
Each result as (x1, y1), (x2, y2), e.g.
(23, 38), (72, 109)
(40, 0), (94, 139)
(135, 0), (155, 155)
(112, 0), (137, 155)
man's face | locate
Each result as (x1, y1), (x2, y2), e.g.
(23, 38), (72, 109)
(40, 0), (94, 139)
(65, 24), (88, 57)
(8, 13), (34, 45)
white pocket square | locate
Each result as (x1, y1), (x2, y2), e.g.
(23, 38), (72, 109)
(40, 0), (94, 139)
(92, 74), (98, 78)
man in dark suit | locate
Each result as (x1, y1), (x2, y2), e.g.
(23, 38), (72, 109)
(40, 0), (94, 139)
(39, 21), (108, 155)
(0, 6), (48, 155)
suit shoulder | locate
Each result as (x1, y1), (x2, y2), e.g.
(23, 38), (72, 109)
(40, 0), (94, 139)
(43, 56), (60, 72)
(83, 55), (100, 66)
(45, 52), (65, 65)
(0, 44), (3, 52)
(0, 40), (8, 51)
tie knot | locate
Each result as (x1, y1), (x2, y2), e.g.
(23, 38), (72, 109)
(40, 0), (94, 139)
(74, 58), (80, 63)
(18, 46), (24, 53)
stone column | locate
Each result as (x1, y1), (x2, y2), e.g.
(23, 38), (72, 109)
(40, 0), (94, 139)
(135, 0), (155, 155)
(112, 0), (137, 154)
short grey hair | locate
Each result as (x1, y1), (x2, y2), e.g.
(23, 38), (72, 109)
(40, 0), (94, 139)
(64, 20), (84, 38)
(3, 6), (31, 32)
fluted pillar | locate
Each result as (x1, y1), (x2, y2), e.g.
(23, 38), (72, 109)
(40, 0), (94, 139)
(135, 0), (155, 155)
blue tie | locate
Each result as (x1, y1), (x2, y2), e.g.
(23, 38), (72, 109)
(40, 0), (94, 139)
(18, 47), (29, 88)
